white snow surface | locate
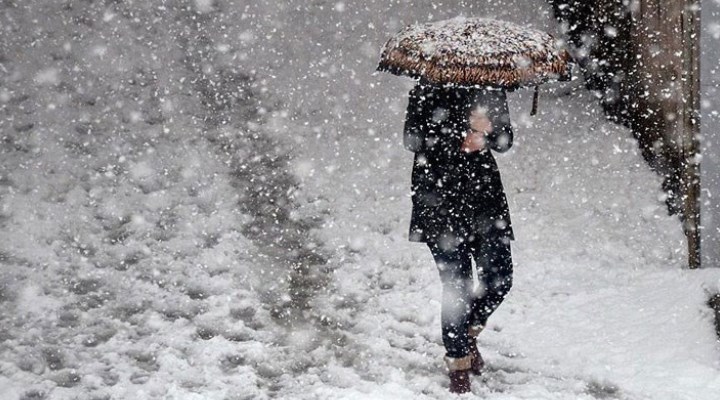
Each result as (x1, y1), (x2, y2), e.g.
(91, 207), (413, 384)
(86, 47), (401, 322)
(1, 1), (719, 400)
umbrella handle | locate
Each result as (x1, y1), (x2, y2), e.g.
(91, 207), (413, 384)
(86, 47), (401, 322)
(531, 85), (539, 116)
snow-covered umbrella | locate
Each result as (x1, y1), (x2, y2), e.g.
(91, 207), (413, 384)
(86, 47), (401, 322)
(377, 17), (572, 113)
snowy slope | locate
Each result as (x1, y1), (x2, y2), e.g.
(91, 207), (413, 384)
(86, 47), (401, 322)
(1, 1), (719, 400)
(0, 1), (325, 399)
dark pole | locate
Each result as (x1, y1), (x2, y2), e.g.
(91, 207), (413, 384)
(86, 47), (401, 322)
(681, 0), (701, 268)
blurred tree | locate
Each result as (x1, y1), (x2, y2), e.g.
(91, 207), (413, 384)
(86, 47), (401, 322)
(547, 0), (701, 268)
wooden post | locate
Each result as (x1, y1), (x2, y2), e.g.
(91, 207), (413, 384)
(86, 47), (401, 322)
(680, 0), (701, 268)
(631, 0), (701, 268)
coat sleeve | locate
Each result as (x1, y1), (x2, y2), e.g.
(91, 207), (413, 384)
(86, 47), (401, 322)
(485, 91), (514, 153)
(402, 85), (428, 152)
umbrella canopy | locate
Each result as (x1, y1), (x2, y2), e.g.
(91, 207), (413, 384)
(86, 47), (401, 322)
(377, 17), (571, 89)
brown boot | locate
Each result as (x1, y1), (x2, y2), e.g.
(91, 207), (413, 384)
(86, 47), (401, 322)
(444, 355), (472, 394)
(468, 324), (485, 337)
(468, 336), (485, 374)
(468, 324), (485, 374)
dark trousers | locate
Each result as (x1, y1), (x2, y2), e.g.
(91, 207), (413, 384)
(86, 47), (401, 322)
(427, 236), (513, 358)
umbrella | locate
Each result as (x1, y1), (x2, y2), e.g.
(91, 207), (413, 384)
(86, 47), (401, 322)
(377, 17), (571, 114)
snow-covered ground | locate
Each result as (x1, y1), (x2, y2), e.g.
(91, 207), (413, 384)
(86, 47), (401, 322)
(1, 1), (719, 399)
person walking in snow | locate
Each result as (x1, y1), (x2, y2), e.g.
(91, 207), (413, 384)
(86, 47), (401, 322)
(403, 80), (515, 394)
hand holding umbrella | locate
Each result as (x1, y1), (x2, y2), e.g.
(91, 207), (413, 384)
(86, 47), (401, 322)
(460, 108), (492, 153)
(461, 107), (492, 153)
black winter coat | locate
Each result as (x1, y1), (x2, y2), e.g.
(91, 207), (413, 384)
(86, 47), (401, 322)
(404, 83), (514, 245)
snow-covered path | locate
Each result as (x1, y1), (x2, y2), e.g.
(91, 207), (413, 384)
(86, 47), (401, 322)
(243, 1), (720, 398)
